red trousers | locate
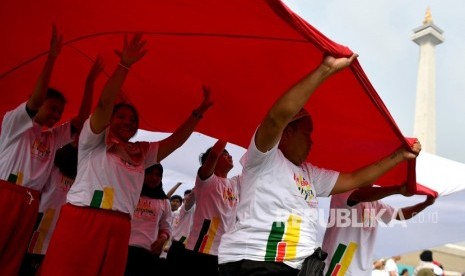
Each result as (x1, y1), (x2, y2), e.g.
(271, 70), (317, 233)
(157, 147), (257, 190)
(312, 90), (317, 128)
(0, 180), (40, 276)
(39, 203), (131, 276)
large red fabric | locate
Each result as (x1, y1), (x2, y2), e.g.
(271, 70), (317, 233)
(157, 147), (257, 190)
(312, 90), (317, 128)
(0, 0), (435, 196)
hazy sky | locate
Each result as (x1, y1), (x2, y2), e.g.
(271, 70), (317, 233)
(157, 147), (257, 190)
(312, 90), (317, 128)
(139, 1), (465, 194)
(283, 0), (465, 163)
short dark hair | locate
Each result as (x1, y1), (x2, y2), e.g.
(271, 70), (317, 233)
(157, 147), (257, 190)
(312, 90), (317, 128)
(200, 147), (213, 165)
(184, 189), (192, 195)
(199, 147), (229, 165)
(170, 195), (182, 202)
(46, 88), (66, 104)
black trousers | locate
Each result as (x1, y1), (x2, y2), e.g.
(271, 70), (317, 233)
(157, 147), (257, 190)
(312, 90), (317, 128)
(125, 246), (166, 276)
(219, 260), (299, 276)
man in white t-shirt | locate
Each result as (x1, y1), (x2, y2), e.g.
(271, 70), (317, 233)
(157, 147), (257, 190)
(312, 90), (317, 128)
(322, 187), (435, 276)
(217, 53), (423, 276)
(0, 26), (94, 276)
(184, 140), (240, 276)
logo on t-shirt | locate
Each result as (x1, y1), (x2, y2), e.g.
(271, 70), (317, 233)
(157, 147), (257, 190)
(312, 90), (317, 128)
(326, 242), (358, 275)
(265, 214), (302, 262)
(294, 173), (316, 206)
(134, 197), (157, 221)
(31, 139), (51, 160)
(222, 186), (238, 207)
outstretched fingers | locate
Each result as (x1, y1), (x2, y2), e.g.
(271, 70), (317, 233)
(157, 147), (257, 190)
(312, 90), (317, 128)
(118, 33), (148, 68)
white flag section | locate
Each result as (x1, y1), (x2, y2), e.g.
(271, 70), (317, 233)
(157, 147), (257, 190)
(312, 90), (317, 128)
(371, 151), (465, 257)
(417, 151), (465, 196)
(134, 130), (465, 257)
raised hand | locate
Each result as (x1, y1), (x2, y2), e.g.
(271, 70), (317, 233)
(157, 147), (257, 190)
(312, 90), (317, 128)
(321, 53), (358, 76)
(49, 24), (63, 59)
(114, 33), (148, 68)
(194, 85), (214, 116)
(403, 140), (422, 160)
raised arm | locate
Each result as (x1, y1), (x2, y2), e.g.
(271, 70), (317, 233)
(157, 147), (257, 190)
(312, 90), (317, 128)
(347, 186), (402, 206)
(157, 86), (213, 162)
(90, 34), (147, 134)
(198, 140), (227, 180)
(166, 182), (182, 198)
(347, 184), (413, 206)
(255, 54), (358, 152)
(396, 195), (435, 220)
(26, 25), (63, 112)
(183, 190), (196, 212)
(70, 56), (104, 132)
(332, 141), (422, 195)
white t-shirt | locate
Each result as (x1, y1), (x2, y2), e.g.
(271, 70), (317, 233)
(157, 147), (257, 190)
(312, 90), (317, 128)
(129, 196), (172, 251)
(185, 174), (239, 256)
(218, 133), (338, 269)
(323, 191), (396, 276)
(384, 258), (399, 275)
(66, 119), (159, 217)
(172, 194), (196, 243)
(28, 166), (74, 254)
(0, 102), (72, 190)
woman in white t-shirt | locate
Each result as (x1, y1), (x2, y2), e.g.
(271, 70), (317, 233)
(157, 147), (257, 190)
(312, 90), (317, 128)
(40, 33), (213, 275)
(125, 163), (172, 276)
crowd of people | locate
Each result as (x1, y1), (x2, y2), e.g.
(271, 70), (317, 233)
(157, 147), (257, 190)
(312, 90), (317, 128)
(0, 28), (440, 276)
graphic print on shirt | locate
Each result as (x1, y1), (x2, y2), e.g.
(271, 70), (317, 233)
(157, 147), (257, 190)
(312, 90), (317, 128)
(28, 209), (55, 254)
(193, 217), (220, 254)
(265, 214), (302, 262)
(133, 197), (157, 221)
(31, 139), (51, 160)
(222, 186), (238, 207)
(7, 171), (24, 185)
(325, 242), (358, 276)
(294, 173), (316, 206)
(90, 187), (115, 209)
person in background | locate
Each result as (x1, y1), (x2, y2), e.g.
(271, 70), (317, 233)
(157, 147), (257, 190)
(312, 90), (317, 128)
(400, 268), (409, 276)
(372, 259), (388, 276)
(125, 163), (172, 276)
(170, 194), (183, 212)
(165, 188), (196, 272)
(385, 255), (401, 276)
(323, 186), (435, 276)
(184, 139), (240, 276)
(413, 250), (443, 276)
(39, 33), (213, 275)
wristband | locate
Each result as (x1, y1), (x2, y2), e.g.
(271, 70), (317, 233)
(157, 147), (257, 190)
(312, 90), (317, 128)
(118, 63), (130, 70)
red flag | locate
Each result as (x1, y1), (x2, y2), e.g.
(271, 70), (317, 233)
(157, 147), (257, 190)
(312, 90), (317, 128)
(0, 0), (435, 195)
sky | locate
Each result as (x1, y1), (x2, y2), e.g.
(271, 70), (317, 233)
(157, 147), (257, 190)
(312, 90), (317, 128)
(283, 0), (465, 163)
(136, 1), (465, 195)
